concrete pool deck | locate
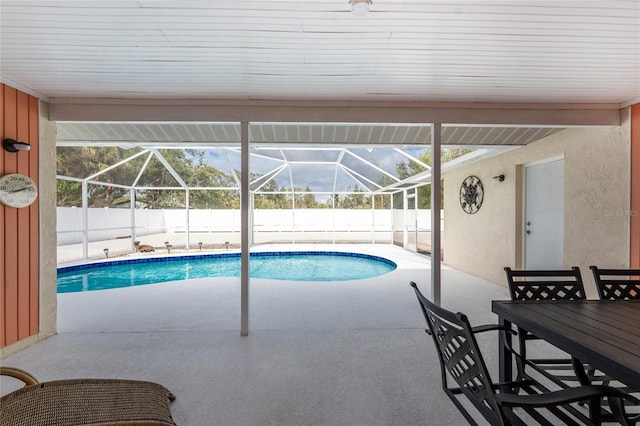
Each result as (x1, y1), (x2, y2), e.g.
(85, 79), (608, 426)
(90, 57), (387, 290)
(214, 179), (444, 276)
(4, 244), (542, 425)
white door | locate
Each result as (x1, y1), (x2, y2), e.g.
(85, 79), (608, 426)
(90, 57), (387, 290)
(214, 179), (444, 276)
(524, 158), (564, 269)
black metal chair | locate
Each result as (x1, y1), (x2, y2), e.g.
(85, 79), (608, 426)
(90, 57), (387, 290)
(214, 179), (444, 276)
(505, 266), (586, 301)
(590, 266), (640, 300)
(503, 266), (600, 388)
(590, 266), (640, 421)
(410, 281), (632, 425)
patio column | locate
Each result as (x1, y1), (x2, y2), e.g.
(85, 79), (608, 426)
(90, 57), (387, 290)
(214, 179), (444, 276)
(431, 123), (442, 305)
(185, 189), (190, 251)
(371, 195), (375, 244)
(130, 188), (136, 251)
(240, 121), (250, 336)
(403, 189), (408, 247)
(82, 180), (89, 259)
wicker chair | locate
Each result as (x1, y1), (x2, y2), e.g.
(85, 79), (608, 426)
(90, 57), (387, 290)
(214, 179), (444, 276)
(0, 367), (177, 426)
(410, 282), (633, 425)
(590, 266), (640, 300)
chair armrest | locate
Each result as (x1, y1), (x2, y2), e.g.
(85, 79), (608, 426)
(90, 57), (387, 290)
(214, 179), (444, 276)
(496, 385), (630, 408)
(424, 324), (515, 336)
(498, 385), (639, 425)
(492, 379), (537, 393)
(471, 324), (520, 359)
(0, 367), (39, 386)
(471, 324), (517, 335)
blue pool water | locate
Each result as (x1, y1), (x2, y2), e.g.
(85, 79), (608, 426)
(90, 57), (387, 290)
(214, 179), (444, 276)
(57, 251), (397, 293)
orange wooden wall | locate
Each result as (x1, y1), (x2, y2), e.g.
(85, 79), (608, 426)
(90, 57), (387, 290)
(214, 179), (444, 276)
(632, 103), (640, 269)
(1, 84), (40, 349)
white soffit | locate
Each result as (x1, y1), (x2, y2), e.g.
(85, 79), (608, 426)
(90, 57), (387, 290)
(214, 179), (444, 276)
(55, 122), (565, 147)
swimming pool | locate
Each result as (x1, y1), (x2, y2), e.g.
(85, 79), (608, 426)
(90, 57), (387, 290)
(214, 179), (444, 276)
(57, 251), (397, 293)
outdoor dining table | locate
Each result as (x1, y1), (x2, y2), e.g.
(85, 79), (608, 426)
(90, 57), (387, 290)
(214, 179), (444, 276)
(491, 299), (640, 389)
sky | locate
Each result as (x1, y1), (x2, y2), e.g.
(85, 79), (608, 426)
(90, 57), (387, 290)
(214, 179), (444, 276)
(200, 146), (430, 193)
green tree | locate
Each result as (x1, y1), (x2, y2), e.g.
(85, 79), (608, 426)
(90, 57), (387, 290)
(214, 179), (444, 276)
(56, 146), (144, 207)
(393, 148), (472, 209)
(333, 185), (371, 209)
(294, 186), (321, 208)
(135, 150), (201, 208)
(56, 180), (83, 207)
(253, 178), (292, 209)
(187, 159), (239, 208)
(56, 147), (241, 209)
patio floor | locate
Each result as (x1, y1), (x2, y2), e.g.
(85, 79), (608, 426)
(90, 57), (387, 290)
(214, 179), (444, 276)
(4, 244), (514, 425)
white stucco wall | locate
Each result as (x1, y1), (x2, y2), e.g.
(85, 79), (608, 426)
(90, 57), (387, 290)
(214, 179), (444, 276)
(39, 102), (58, 342)
(443, 121), (630, 297)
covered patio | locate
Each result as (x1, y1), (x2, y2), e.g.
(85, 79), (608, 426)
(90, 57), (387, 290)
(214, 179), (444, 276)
(1, 1), (639, 424)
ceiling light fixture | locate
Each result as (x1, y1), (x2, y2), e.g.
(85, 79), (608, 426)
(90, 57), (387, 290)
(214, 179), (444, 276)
(350, 0), (371, 16)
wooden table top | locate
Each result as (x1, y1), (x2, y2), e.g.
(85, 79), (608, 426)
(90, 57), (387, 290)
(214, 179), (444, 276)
(492, 299), (640, 390)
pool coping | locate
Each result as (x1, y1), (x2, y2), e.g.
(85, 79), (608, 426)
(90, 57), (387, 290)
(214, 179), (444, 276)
(57, 250), (397, 274)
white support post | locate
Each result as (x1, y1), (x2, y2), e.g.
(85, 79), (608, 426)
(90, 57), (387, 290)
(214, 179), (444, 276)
(389, 195), (393, 244)
(185, 189), (190, 251)
(413, 188), (418, 248)
(331, 164), (338, 244)
(291, 193), (296, 244)
(130, 188), (136, 251)
(82, 180), (89, 259)
(249, 192), (254, 246)
(240, 121), (250, 336)
(403, 189), (408, 248)
(371, 195), (375, 244)
(431, 123), (442, 305)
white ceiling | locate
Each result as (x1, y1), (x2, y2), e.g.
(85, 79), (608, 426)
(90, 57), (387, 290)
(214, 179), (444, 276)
(1, 0), (639, 105)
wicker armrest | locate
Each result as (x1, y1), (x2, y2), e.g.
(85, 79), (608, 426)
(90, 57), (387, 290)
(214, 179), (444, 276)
(0, 367), (39, 386)
(1, 377), (177, 426)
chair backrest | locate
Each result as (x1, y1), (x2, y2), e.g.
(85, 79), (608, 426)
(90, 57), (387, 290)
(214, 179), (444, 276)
(410, 282), (507, 425)
(504, 266), (586, 301)
(590, 266), (640, 300)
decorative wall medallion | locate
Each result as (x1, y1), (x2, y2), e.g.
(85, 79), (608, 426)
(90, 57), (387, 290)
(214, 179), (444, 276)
(459, 175), (484, 214)
(0, 173), (38, 208)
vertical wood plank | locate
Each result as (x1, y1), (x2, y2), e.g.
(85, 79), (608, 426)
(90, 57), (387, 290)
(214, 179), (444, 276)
(2, 86), (19, 346)
(16, 91), (31, 340)
(1, 85), (41, 348)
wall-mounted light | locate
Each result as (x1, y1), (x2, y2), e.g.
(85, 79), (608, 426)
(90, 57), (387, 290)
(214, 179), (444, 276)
(350, 0), (371, 16)
(3, 138), (31, 152)
(493, 174), (505, 182)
